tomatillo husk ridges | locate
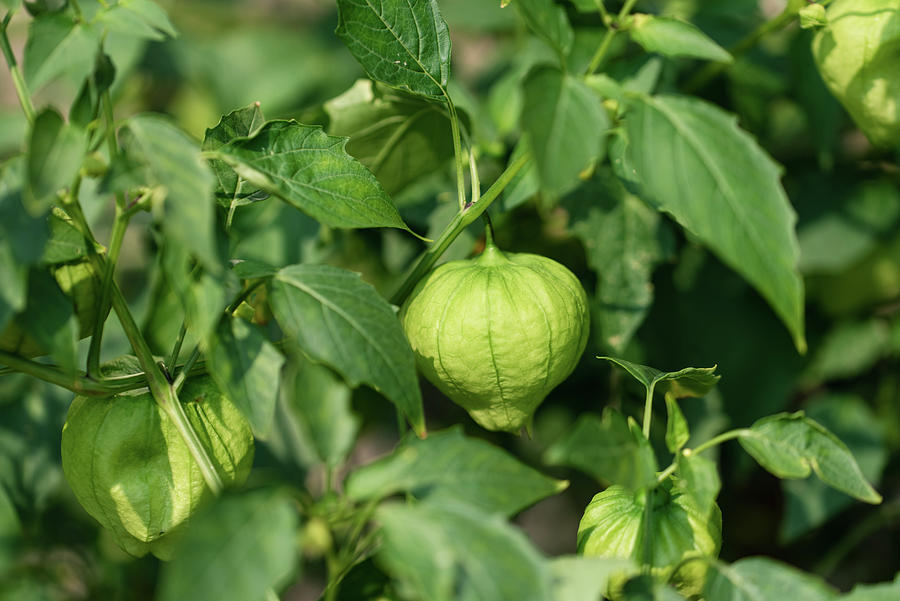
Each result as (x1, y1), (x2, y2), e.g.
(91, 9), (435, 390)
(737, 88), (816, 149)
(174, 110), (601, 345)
(577, 484), (722, 598)
(400, 239), (589, 433)
(61, 374), (254, 560)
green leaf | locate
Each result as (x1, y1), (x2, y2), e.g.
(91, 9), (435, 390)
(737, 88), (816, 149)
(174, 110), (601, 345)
(114, 115), (218, 269)
(160, 244), (227, 342)
(0, 157), (48, 267)
(325, 79), (454, 195)
(780, 395), (887, 541)
(513, 0), (574, 58)
(629, 14), (732, 63)
(278, 358), (360, 468)
(665, 396), (690, 453)
(376, 499), (554, 601)
(841, 574), (900, 601)
(521, 65), (608, 196)
(675, 451), (721, 520)
(268, 263), (424, 435)
(346, 427), (567, 516)
(624, 94), (806, 352)
(213, 120), (413, 232)
(601, 356), (720, 400)
(738, 412), (882, 504)
(704, 557), (837, 601)
(40, 211), (88, 263)
(94, 0), (177, 41)
(335, 0), (451, 98)
(24, 108), (87, 215)
(207, 317), (285, 439)
(565, 172), (673, 352)
(19, 269), (78, 371)
(157, 490), (299, 601)
(202, 103), (268, 209)
(544, 408), (658, 491)
(622, 575), (688, 600)
(551, 556), (634, 601)
(0, 245), (27, 333)
(799, 319), (890, 386)
(24, 13), (101, 91)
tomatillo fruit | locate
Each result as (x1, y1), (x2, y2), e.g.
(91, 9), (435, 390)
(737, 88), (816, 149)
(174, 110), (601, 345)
(400, 237), (589, 433)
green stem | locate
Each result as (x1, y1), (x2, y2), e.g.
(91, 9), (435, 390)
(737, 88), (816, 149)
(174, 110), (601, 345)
(682, 1), (803, 93)
(87, 207), (130, 376)
(584, 0), (639, 76)
(389, 151), (530, 306)
(657, 461), (678, 483)
(446, 98), (467, 211)
(639, 490), (654, 572)
(642, 384), (655, 438)
(0, 12), (36, 124)
(0, 352), (138, 396)
(689, 428), (752, 456)
(166, 323), (188, 375)
(173, 345), (200, 394)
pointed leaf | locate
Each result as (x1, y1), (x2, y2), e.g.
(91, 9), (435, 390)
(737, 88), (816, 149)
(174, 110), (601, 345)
(522, 65), (608, 196)
(377, 500), (554, 601)
(544, 408), (658, 491)
(738, 412), (882, 504)
(207, 317), (285, 439)
(675, 451), (721, 520)
(601, 357), (720, 400)
(335, 0), (451, 98)
(512, 0), (574, 57)
(268, 263), (424, 435)
(629, 15), (732, 63)
(624, 94), (806, 352)
(202, 103), (268, 208)
(346, 427), (566, 516)
(114, 115), (218, 269)
(665, 396), (690, 453)
(157, 490), (299, 601)
(19, 269), (78, 371)
(551, 556), (634, 601)
(214, 120), (412, 232)
(24, 13), (100, 91)
(94, 0), (177, 41)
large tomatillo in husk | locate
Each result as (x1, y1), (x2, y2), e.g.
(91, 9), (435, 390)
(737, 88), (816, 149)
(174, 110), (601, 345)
(812, 0), (900, 147)
(61, 368), (254, 559)
(400, 234), (589, 433)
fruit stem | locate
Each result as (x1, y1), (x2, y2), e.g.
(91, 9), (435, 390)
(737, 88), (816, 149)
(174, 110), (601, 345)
(641, 383), (655, 438)
(0, 351), (141, 396)
(482, 211), (496, 248)
(584, 0), (639, 76)
(0, 11), (36, 124)
(87, 205), (130, 377)
(389, 151), (530, 306)
(689, 428), (753, 455)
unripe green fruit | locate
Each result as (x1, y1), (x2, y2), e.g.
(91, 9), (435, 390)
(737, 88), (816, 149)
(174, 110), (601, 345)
(0, 259), (100, 356)
(400, 240), (589, 433)
(578, 484), (722, 598)
(61, 374), (254, 560)
(812, 0), (900, 147)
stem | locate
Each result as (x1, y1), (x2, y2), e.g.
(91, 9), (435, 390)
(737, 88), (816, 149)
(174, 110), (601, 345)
(389, 151), (530, 306)
(87, 207), (130, 376)
(166, 323), (188, 375)
(689, 428), (752, 456)
(173, 345), (200, 393)
(657, 461), (678, 483)
(682, 2), (802, 93)
(0, 352), (137, 396)
(0, 11), (36, 124)
(482, 212), (496, 247)
(641, 383), (654, 438)
(640, 490), (654, 572)
(447, 98), (467, 211)
(584, 0), (639, 76)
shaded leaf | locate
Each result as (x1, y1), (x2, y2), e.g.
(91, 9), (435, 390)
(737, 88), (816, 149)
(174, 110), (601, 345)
(544, 408), (658, 491)
(213, 121), (412, 232)
(325, 79), (453, 195)
(665, 396), (690, 453)
(601, 356), (720, 400)
(335, 0), (451, 98)
(208, 317), (285, 439)
(94, 0), (177, 41)
(704, 557), (837, 601)
(346, 427), (566, 516)
(24, 12), (100, 91)
(624, 94), (806, 352)
(738, 412), (882, 504)
(551, 556), (634, 601)
(521, 65), (608, 196)
(377, 499), (553, 601)
(841, 574), (900, 601)
(202, 103), (268, 208)
(629, 15), (732, 63)
(18, 269), (78, 371)
(513, 0), (574, 58)
(157, 490), (298, 601)
(24, 108), (87, 215)
(268, 264), (424, 435)
(675, 451), (721, 520)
